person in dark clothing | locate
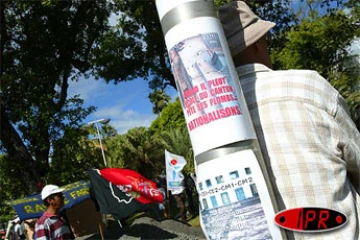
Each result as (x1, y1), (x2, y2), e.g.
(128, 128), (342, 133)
(173, 192), (187, 221)
(184, 176), (196, 215)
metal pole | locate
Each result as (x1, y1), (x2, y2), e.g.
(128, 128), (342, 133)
(95, 122), (107, 167)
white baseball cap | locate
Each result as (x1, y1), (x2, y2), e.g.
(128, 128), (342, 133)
(41, 184), (65, 200)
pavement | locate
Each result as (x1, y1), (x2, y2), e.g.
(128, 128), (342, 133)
(76, 217), (206, 240)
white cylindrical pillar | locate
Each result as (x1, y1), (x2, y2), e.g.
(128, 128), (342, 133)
(155, 1), (285, 239)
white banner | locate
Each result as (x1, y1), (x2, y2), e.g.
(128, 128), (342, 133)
(165, 149), (187, 193)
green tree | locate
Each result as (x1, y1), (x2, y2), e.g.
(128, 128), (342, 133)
(148, 89), (171, 114)
(161, 128), (194, 175)
(120, 127), (165, 179)
(0, 155), (27, 222)
(94, 0), (173, 90)
(149, 99), (186, 132)
(47, 127), (103, 185)
(95, 0), (296, 91)
(0, 1), (111, 191)
(106, 134), (127, 168)
(79, 120), (115, 167)
(102, 124), (118, 138)
(149, 99), (193, 174)
(272, 9), (360, 127)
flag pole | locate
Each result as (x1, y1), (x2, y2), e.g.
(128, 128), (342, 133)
(166, 190), (171, 218)
(98, 222), (104, 240)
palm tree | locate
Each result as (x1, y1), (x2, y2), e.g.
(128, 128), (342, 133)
(160, 127), (194, 174)
(105, 134), (127, 168)
(80, 122), (113, 167)
(149, 89), (172, 114)
(121, 127), (165, 179)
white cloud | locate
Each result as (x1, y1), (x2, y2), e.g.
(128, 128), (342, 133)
(68, 77), (158, 134)
(349, 38), (360, 55)
(109, 13), (118, 27)
(111, 115), (157, 134)
(92, 104), (157, 134)
(68, 77), (107, 102)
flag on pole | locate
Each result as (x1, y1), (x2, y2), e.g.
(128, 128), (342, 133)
(165, 150), (187, 193)
(88, 169), (150, 220)
(99, 168), (164, 204)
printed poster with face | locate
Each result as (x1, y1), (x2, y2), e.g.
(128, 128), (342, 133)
(166, 23), (256, 156)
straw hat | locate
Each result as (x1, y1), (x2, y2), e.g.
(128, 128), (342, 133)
(218, 1), (275, 56)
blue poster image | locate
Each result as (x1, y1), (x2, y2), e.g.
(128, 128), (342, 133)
(198, 168), (272, 240)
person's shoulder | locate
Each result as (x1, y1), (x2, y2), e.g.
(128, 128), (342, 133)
(36, 213), (56, 225)
(258, 69), (340, 113)
(271, 68), (325, 81)
(36, 215), (47, 226)
(276, 69), (338, 94)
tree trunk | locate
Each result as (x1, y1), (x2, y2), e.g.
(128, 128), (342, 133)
(0, 105), (40, 193)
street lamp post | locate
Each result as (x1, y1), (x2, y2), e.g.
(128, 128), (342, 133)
(87, 118), (110, 167)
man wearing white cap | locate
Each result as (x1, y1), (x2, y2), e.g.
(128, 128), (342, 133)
(35, 184), (74, 240)
(218, 1), (360, 239)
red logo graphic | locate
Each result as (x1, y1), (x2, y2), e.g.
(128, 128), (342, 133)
(170, 159), (177, 165)
(274, 207), (347, 233)
(99, 168), (164, 204)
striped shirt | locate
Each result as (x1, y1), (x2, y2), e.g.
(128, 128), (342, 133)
(237, 63), (360, 239)
(35, 212), (73, 240)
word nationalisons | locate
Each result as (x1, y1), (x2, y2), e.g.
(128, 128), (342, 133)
(183, 77), (242, 131)
(188, 106), (241, 131)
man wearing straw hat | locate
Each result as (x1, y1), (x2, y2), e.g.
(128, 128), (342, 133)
(35, 184), (74, 240)
(218, 1), (360, 239)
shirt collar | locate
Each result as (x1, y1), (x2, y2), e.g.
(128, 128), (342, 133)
(236, 63), (272, 78)
(43, 211), (59, 218)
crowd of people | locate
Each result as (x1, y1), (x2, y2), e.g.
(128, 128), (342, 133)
(153, 172), (198, 222)
(4, 217), (34, 240)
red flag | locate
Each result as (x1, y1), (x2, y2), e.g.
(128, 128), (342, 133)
(99, 168), (164, 204)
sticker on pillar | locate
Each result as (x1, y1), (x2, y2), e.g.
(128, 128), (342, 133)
(198, 167), (272, 239)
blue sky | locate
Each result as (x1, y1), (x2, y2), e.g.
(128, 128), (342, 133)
(68, 13), (178, 134)
(67, 13), (178, 135)
(68, 76), (177, 134)
(68, 2), (360, 135)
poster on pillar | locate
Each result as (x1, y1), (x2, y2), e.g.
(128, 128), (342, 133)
(196, 149), (279, 240)
(167, 22), (256, 156)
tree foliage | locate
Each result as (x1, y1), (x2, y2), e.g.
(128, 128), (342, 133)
(47, 127), (104, 186)
(149, 99), (187, 132)
(160, 128), (194, 175)
(94, 0), (174, 90)
(148, 90), (171, 114)
(1, 0), (359, 218)
(272, 2), (360, 127)
(274, 12), (358, 76)
(119, 127), (165, 180)
(105, 134), (127, 168)
(0, 0), (111, 191)
(0, 155), (27, 222)
(150, 99), (193, 174)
